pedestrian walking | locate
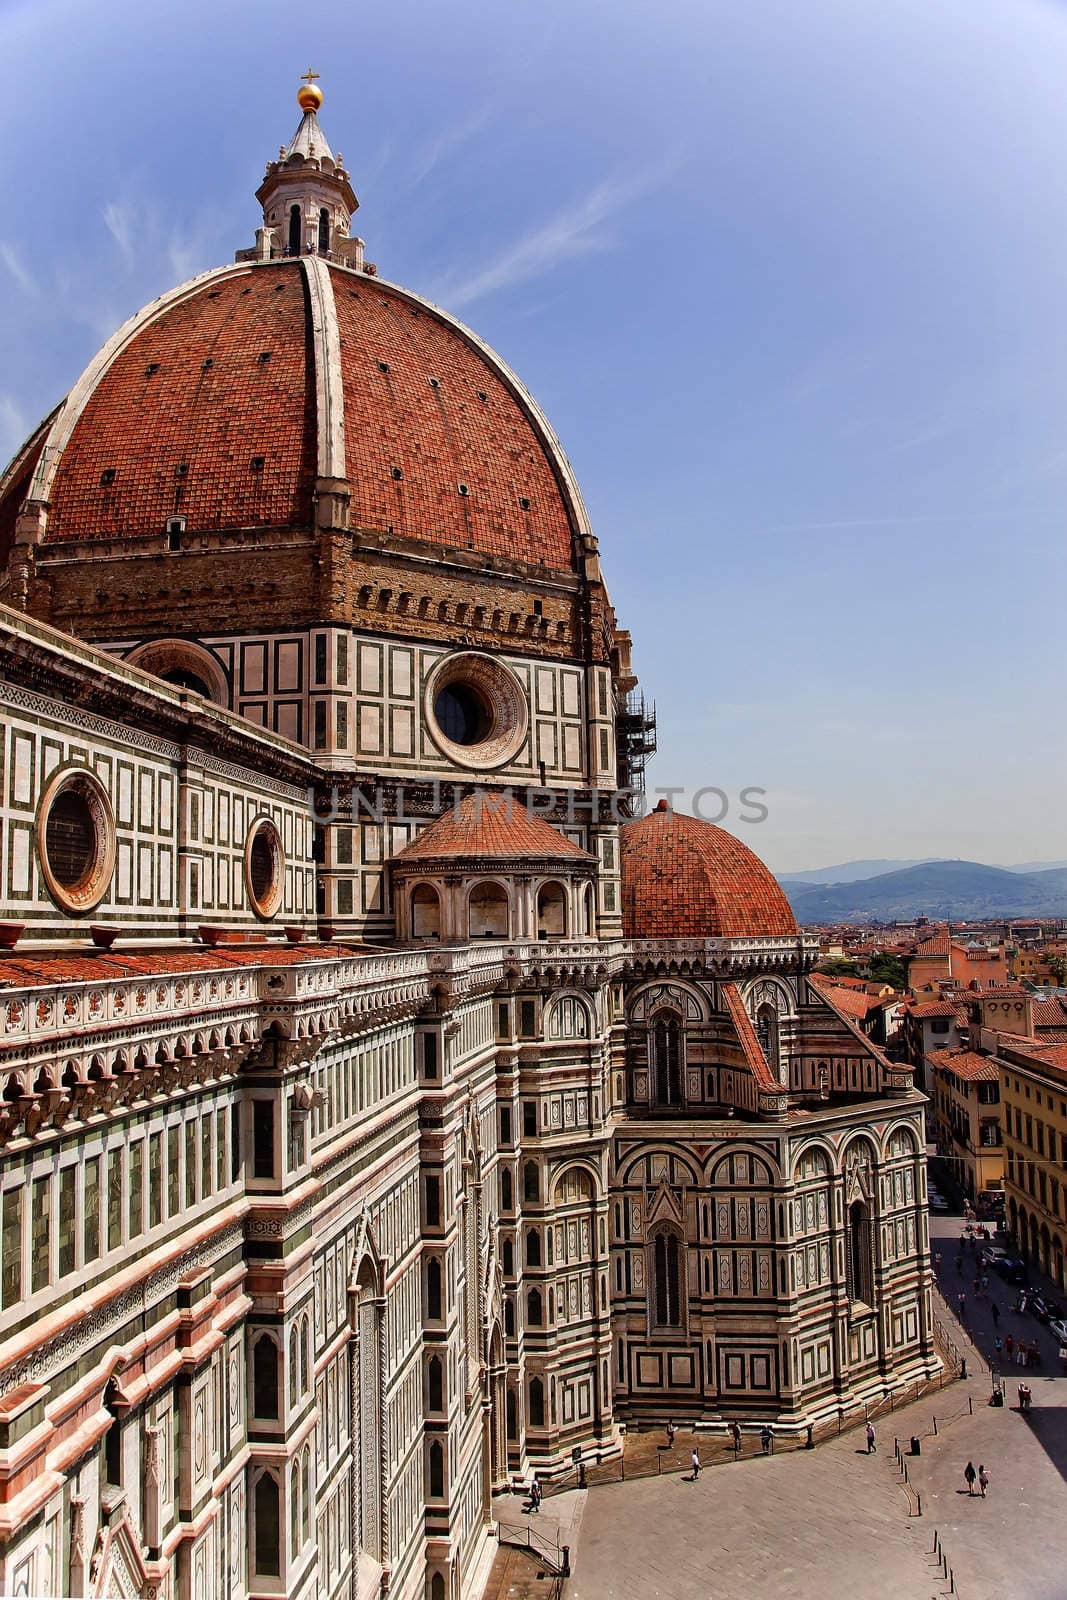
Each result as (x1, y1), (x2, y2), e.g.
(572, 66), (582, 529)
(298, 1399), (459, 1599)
(934, 1251), (943, 1273)
(991, 1301), (1000, 1328)
(957, 1292), (966, 1321)
(1005, 1334), (1014, 1359)
(1016, 1343), (1026, 1366)
(690, 1449), (701, 1480)
(1030, 1340), (1040, 1367)
(994, 1336), (1003, 1361)
(865, 1421), (876, 1454)
(666, 1420), (676, 1449)
(978, 1464), (989, 1498)
(981, 1273), (989, 1292)
(955, 1254), (963, 1274)
(964, 1461), (977, 1496)
(529, 1474), (541, 1513)
(731, 1421), (742, 1456)
(760, 1425), (773, 1455)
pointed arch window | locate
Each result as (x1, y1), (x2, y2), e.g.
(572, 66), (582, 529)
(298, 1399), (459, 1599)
(288, 204), (302, 257)
(847, 1199), (874, 1305)
(528, 1376), (545, 1427)
(651, 1012), (683, 1107)
(318, 207), (330, 253)
(651, 1228), (682, 1328)
(253, 1334), (279, 1419)
(254, 1471), (281, 1576)
(755, 1002), (780, 1076)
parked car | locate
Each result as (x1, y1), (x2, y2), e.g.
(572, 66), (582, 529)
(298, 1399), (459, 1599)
(993, 1256), (1028, 1285)
(927, 1194), (951, 1212)
(982, 1246), (1010, 1266)
(1030, 1294), (1064, 1325)
(1047, 1318), (1067, 1346)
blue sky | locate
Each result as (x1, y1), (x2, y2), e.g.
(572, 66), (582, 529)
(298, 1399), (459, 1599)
(2, 0), (1066, 871)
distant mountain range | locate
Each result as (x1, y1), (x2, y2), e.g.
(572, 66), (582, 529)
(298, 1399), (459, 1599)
(785, 860), (1067, 925)
(780, 857), (1067, 885)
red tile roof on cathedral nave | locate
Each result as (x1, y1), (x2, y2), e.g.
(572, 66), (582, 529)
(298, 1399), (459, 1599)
(0, 942), (373, 988)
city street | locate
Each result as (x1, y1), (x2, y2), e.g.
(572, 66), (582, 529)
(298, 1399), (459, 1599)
(556, 1207), (1067, 1600)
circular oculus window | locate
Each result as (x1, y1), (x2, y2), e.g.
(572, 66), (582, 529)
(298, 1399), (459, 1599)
(244, 817), (285, 920)
(424, 652), (528, 770)
(36, 768), (116, 915)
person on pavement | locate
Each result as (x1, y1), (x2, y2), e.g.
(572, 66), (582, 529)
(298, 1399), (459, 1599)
(865, 1422), (876, 1454)
(690, 1449), (701, 1480)
(964, 1461), (977, 1495)
(978, 1464), (989, 1498)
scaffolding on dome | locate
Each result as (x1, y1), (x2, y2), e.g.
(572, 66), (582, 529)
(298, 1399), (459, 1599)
(617, 688), (657, 799)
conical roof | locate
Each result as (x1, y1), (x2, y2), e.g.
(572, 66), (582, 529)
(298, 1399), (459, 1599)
(394, 793), (594, 863)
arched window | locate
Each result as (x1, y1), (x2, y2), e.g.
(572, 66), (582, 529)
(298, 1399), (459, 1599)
(652, 1229), (682, 1327)
(432, 1576), (446, 1600)
(526, 1229), (541, 1267)
(287, 204), (302, 257)
(468, 882), (509, 938)
(549, 996), (590, 1039)
(426, 1257), (442, 1319)
(651, 1013), (682, 1107)
(301, 1446), (311, 1544)
(254, 1472), (281, 1576)
(253, 1335), (279, 1419)
(847, 1200), (873, 1304)
(524, 1161), (539, 1202)
(583, 882), (596, 937)
(527, 1287), (543, 1326)
(428, 1356), (443, 1412)
(536, 881), (567, 938)
(318, 207), (330, 253)
(288, 1326), (298, 1408)
(411, 884), (441, 939)
(501, 1167), (513, 1211)
(504, 1298), (515, 1336)
(502, 1238), (513, 1275)
(429, 1439), (444, 1496)
(506, 1387), (518, 1439)
(529, 1376), (544, 1427)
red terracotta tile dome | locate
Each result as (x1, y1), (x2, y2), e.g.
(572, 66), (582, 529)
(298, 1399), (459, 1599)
(0, 258), (584, 571)
(620, 800), (797, 939)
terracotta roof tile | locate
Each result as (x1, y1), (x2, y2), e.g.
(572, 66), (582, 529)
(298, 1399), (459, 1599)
(0, 942), (370, 987)
(720, 982), (779, 1093)
(620, 803), (796, 940)
(11, 261), (580, 571)
(393, 792), (592, 862)
(926, 1049), (999, 1082)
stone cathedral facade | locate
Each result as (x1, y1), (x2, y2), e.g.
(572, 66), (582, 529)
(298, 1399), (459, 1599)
(0, 79), (936, 1600)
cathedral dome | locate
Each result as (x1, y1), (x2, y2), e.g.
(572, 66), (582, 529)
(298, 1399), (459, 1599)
(620, 800), (797, 939)
(0, 256), (585, 571)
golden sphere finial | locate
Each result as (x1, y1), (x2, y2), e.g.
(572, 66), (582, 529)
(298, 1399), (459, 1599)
(297, 67), (323, 113)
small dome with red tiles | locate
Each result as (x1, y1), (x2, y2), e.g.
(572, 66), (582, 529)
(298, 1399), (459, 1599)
(620, 801), (797, 939)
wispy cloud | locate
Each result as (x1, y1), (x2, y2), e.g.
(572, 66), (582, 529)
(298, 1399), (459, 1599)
(0, 244), (36, 296)
(405, 103), (497, 192)
(102, 200), (136, 263)
(432, 164), (672, 310)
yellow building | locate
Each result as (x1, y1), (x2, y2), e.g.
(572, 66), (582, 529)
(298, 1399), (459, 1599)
(999, 1039), (1067, 1290)
(926, 1048), (1004, 1202)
